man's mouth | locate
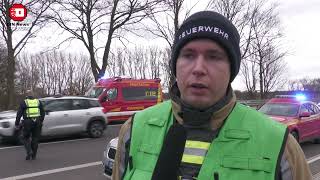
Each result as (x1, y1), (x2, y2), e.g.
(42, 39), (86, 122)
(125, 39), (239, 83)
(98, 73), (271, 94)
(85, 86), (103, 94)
(190, 83), (207, 89)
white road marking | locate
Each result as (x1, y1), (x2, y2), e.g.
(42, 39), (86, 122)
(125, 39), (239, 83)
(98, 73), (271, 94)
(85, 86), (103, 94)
(0, 138), (90, 150)
(106, 111), (138, 117)
(109, 124), (122, 127)
(0, 162), (102, 180)
(0, 151), (319, 179)
(308, 154), (320, 164)
(306, 155), (320, 180)
(313, 172), (320, 180)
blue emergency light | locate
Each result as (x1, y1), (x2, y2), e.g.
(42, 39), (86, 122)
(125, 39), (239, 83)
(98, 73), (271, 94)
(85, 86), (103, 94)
(275, 94), (307, 101)
(295, 94), (306, 101)
(99, 74), (109, 80)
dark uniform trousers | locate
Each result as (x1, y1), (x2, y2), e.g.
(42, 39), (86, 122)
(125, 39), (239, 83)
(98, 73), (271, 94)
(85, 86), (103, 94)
(22, 118), (42, 157)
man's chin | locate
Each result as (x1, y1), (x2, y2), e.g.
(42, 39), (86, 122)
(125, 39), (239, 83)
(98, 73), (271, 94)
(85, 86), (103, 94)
(184, 98), (211, 109)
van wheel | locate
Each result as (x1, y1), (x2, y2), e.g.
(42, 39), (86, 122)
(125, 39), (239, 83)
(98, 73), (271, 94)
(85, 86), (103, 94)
(291, 131), (299, 143)
(88, 121), (104, 138)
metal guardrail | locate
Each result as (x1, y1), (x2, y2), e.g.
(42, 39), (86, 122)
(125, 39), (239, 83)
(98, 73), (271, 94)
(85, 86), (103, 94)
(238, 100), (267, 109)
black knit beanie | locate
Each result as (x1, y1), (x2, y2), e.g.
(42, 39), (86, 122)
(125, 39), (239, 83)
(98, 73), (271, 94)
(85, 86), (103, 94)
(171, 11), (241, 82)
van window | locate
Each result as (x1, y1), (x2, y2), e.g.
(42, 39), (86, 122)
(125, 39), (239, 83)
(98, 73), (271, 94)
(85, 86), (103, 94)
(45, 99), (72, 112)
(107, 88), (118, 100)
(72, 99), (89, 110)
(312, 104), (320, 114)
(122, 87), (158, 101)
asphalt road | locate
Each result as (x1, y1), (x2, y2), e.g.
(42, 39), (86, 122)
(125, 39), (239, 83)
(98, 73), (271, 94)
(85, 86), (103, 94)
(0, 125), (320, 180)
(0, 124), (121, 180)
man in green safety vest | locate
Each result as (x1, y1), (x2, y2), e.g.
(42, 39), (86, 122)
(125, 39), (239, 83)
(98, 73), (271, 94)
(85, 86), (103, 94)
(112, 11), (312, 180)
(15, 90), (45, 160)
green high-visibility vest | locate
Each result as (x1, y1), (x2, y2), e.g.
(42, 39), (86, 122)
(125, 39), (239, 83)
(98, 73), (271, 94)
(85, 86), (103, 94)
(25, 99), (41, 118)
(123, 100), (288, 180)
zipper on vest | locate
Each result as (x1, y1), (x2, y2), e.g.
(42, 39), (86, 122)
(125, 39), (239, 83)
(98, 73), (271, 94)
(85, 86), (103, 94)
(214, 172), (219, 180)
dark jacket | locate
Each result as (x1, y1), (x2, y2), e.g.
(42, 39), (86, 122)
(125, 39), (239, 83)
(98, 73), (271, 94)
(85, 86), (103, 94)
(15, 96), (45, 126)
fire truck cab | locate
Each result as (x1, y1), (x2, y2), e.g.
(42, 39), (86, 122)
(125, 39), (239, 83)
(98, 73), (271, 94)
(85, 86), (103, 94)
(86, 77), (163, 123)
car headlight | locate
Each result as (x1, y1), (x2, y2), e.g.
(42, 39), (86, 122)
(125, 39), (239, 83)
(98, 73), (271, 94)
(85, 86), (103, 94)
(1, 121), (11, 128)
(103, 142), (111, 159)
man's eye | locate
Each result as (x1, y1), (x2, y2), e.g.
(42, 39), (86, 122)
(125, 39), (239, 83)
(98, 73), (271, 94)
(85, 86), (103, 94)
(208, 55), (218, 59)
(181, 53), (194, 59)
(208, 54), (225, 61)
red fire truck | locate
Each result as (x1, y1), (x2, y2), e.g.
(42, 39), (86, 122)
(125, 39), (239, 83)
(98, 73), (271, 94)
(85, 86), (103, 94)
(86, 77), (163, 123)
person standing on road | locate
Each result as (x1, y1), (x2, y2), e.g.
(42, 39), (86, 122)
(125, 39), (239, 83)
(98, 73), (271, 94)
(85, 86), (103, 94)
(15, 90), (45, 160)
(112, 11), (312, 180)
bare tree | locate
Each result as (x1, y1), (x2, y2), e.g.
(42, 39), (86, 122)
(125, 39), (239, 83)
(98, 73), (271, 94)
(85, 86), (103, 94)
(208, 0), (286, 98)
(147, 0), (182, 48)
(159, 47), (171, 91)
(240, 56), (258, 96)
(106, 48), (126, 77)
(106, 51), (117, 77)
(0, 0), (54, 109)
(56, 51), (68, 94)
(103, 46), (164, 82)
(68, 54), (94, 95)
(0, 43), (7, 90)
(16, 53), (41, 95)
(123, 48), (134, 77)
(49, 0), (161, 82)
(148, 46), (161, 79)
(0, 43), (7, 110)
(17, 51), (94, 97)
(133, 46), (147, 79)
(288, 80), (304, 91)
(289, 78), (320, 92)
(250, 2), (286, 98)
(115, 48), (125, 77)
(260, 44), (287, 94)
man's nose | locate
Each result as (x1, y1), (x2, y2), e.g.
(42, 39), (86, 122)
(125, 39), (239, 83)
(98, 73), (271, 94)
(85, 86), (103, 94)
(192, 55), (207, 76)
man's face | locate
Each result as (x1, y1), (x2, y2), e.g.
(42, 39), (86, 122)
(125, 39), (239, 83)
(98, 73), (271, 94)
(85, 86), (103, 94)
(176, 39), (230, 109)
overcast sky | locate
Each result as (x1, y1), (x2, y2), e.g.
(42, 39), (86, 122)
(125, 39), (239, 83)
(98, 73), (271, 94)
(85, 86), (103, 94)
(278, 0), (320, 79)
(20, 0), (320, 91)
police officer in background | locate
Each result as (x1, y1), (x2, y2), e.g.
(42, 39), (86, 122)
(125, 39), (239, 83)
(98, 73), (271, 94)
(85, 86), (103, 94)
(15, 90), (45, 160)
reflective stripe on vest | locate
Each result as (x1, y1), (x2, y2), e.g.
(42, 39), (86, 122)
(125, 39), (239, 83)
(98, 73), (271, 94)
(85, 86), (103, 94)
(182, 140), (210, 165)
(25, 99), (40, 118)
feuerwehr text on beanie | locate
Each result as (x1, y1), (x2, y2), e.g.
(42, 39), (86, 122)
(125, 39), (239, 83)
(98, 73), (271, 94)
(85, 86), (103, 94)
(171, 11), (241, 82)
